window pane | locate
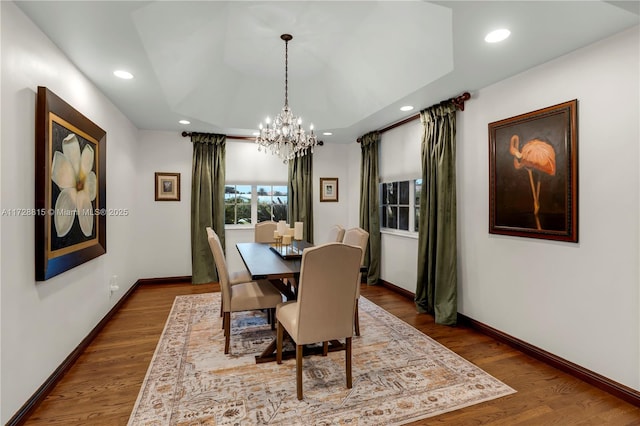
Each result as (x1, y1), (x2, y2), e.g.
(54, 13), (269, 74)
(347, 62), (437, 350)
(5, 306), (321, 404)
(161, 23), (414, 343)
(399, 181), (410, 204)
(257, 202), (272, 222)
(415, 207), (420, 232)
(273, 186), (287, 196)
(272, 204), (287, 221)
(387, 206), (397, 229)
(399, 206), (409, 230)
(237, 204), (251, 224)
(415, 179), (422, 206)
(385, 182), (398, 204)
(274, 194), (287, 206)
(225, 204), (235, 225)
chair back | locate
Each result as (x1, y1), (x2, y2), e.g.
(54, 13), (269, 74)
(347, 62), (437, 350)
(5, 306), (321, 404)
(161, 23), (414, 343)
(255, 220), (277, 243)
(293, 243), (362, 345)
(342, 227), (369, 266)
(206, 227), (231, 310)
(327, 224), (345, 242)
(343, 227), (369, 297)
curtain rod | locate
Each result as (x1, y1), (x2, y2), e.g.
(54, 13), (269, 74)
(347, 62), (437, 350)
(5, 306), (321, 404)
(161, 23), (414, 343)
(357, 91), (470, 143)
(181, 131), (324, 145)
(181, 131), (254, 141)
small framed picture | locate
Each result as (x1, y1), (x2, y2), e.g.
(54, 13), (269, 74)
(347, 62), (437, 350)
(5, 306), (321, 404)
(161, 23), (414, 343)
(155, 172), (180, 201)
(320, 177), (339, 202)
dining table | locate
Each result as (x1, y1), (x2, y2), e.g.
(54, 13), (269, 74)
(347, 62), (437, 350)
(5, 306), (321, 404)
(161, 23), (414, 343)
(235, 241), (347, 363)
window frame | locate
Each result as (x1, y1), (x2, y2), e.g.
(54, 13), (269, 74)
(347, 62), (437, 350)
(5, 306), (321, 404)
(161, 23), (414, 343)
(379, 178), (421, 236)
(224, 183), (289, 229)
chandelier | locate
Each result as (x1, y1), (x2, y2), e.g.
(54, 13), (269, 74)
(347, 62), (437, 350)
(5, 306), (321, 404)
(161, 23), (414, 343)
(256, 34), (318, 163)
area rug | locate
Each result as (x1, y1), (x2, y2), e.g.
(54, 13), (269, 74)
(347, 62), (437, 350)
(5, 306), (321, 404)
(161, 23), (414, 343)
(128, 293), (515, 425)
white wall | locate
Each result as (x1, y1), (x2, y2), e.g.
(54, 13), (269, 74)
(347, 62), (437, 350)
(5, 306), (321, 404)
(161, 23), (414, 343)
(457, 27), (639, 390)
(0, 2), (140, 422)
(135, 135), (353, 276)
(136, 131), (192, 279)
(312, 142), (352, 242)
(370, 26), (639, 391)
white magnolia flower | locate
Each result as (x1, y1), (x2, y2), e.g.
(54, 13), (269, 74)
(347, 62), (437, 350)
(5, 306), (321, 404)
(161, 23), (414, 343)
(51, 134), (97, 237)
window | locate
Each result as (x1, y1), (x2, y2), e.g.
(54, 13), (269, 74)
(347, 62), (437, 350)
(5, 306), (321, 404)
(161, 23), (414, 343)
(225, 184), (288, 225)
(414, 179), (422, 232)
(380, 179), (420, 232)
(225, 185), (252, 225)
(257, 185), (288, 222)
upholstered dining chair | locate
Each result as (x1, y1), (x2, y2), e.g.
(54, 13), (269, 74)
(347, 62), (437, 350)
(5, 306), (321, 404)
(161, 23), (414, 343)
(254, 220), (277, 243)
(342, 227), (369, 336)
(206, 227), (283, 354)
(327, 224), (345, 243)
(206, 227), (253, 318)
(276, 242), (363, 400)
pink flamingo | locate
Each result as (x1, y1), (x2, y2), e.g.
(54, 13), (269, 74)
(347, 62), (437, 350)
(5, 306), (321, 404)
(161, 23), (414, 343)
(509, 135), (556, 230)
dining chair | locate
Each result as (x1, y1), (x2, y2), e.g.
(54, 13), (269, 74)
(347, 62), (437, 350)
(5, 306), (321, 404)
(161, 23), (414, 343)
(206, 227), (254, 318)
(254, 220), (277, 243)
(327, 224), (345, 242)
(206, 227), (283, 354)
(276, 242), (363, 400)
(342, 227), (369, 336)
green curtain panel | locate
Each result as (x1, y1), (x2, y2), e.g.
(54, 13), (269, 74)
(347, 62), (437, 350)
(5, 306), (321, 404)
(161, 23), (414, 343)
(359, 131), (381, 285)
(190, 132), (226, 284)
(415, 104), (458, 325)
(288, 153), (314, 243)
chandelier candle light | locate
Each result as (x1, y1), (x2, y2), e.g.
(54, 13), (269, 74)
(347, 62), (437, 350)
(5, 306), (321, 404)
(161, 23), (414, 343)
(256, 34), (318, 163)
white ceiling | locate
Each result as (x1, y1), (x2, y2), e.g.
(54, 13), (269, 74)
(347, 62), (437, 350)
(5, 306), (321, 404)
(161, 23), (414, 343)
(16, 1), (639, 144)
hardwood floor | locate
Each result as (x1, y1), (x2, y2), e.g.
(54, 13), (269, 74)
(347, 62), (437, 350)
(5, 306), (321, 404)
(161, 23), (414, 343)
(22, 282), (639, 425)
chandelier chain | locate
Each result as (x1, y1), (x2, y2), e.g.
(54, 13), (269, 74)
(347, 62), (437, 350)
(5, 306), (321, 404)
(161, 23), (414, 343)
(284, 38), (288, 107)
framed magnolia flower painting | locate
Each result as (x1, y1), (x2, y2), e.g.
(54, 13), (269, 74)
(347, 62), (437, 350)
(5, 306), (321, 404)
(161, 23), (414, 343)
(35, 86), (107, 281)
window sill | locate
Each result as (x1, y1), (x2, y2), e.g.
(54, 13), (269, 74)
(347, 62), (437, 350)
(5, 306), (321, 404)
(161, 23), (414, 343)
(380, 228), (419, 240)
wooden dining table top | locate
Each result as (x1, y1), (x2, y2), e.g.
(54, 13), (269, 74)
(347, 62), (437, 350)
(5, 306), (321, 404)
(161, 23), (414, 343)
(235, 241), (314, 280)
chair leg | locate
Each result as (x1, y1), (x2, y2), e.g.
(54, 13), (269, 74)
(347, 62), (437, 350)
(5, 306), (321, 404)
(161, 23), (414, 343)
(222, 307), (226, 329)
(322, 341), (328, 356)
(224, 312), (231, 354)
(296, 344), (304, 400)
(354, 299), (360, 337)
(346, 337), (352, 389)
(276, 322), (284, 364)
(270, 308), (276, 330)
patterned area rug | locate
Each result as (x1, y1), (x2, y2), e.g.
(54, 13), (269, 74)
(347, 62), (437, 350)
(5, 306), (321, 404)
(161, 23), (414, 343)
(128, 293), (515, 425)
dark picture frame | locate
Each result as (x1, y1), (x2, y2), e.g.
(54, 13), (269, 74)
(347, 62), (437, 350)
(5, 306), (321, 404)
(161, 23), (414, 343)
(489, 99), (578, 242)
(155, 172), (181, 201)
(35, 86), (107, 281)
(320, 177), (338, 202)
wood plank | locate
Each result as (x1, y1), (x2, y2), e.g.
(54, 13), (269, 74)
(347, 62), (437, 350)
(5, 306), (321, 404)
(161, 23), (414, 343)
(18, 282), (640, 425)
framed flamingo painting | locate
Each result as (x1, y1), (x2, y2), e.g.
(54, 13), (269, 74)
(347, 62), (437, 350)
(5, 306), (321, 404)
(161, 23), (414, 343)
(488, 100), (578, 242)
(35, 86), (107, 280)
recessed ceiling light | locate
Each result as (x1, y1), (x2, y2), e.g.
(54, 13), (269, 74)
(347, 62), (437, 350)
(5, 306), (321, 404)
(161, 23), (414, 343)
(323, 132), (333, 136)
(485, 29), (510, 43)
(113, 70), (134, 79)
(400, 105), (414, 112)
(178, 119), (190, 125)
